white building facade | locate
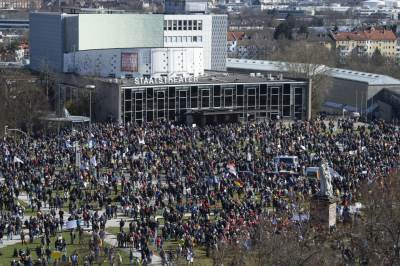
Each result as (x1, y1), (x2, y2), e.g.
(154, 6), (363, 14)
(63, 47), (204, 78)
(163, 14), (227, 71)
(30, 12), (227, 78)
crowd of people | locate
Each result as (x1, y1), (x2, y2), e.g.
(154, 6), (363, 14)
(0, 118), (399, 265)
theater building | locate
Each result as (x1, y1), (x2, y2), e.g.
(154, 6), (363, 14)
(89, 72), (311, 125)
(30, 10), (311, 125)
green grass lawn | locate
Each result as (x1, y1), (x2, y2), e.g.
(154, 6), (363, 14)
(0, 232), (131, 266)
(105, 227), (213, 266)
(155, 240), (212, 266)
(106, 226), (122, 236)
(17, 200), (35, 217)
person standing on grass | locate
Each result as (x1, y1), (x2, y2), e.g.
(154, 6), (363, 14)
(186, 248), (194, 266)
(7, 223), (13, 240)
(119, 219), (125, 232)
(70, 252), (78, 266)
(20, 230), (26, 245)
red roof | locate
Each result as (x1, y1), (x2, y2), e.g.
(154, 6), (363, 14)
(333, 29), (396, 41)
(227, 31), (245, 42)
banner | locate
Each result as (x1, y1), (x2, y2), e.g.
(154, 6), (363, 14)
(121, 53), (138, 72)
(66, 220), (77, 230)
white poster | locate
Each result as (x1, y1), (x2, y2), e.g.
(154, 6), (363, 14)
(66, 220), (77, 230)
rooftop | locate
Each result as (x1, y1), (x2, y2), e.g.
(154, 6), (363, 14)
(226, 58), (400, 86)
(100, 71), (306, 87)
(227, 31), (246, 42)
(332, 29), (396, 42)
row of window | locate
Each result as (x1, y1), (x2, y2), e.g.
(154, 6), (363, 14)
(164, 36), (203, 43)
(123, 109), (301, 123)
(164, 20), (203, 31)
(124, 95), (300, 110)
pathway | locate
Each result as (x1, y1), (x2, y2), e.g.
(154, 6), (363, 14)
(0, 190), (162, 265)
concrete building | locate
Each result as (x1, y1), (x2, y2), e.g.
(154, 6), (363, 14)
(30, 10), (311, 125)
(29, 11), (227, 75)
(226, 58), (400, 120)
(163, 14), (227, 71)
(61, 72), (310, 124)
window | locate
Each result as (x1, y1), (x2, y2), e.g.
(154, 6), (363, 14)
(193, 20), (197, 30)
(193, 36), (197, 42)
(164, 20), (167, 30)
(188, 36), (192, 42)
(188, 20), (192, 30)
(167, 20), (172, 31)
(177, 36), (182, 42)
(173, 20), (177, 30)
(198, 20), (202, 30)
(172, 36), (177, 42)
(178, 20), (182, 30)
(183, 20), (187, 30)
(198, 36), (202, 42)
(167, 36), (172, 42)
(201, 89), (210, 108)
(224, 88), (233, 107)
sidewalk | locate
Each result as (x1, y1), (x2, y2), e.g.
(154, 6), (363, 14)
(0, 192), (162, 266)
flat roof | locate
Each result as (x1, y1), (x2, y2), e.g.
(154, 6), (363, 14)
(226, 58), (400, 86)
(112, 72), (307, 88)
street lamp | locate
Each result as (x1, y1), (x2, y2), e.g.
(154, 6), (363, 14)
(4, 126), (31, 148)
(85, 85), (96, 127)
(4, 126), (29, 138)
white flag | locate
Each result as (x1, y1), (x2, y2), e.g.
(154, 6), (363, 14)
(13, 156), (24, 164)
(90, 156), (97, 167)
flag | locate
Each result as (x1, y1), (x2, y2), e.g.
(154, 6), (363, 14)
(88, 139), (94, 149)
(90, 156), (97, 167)
(227, 161), (237, 177)
(13, 156), (23, 164)
(65, 140), (72, 148)
(246, 152), (252, 162)
(234, 180), (243, 188)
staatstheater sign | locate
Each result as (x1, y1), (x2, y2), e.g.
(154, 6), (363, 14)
(134, 76), (199, 85)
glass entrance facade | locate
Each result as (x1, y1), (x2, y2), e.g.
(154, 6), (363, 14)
(121, 82), (308, 124)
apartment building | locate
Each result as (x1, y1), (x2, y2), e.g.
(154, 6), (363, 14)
(331, 29), (397, 58)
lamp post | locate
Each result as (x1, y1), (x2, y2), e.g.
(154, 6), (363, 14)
(4, 126), (30, 148)
(4, 126), (29, 138)
(85, 85), (96, 128)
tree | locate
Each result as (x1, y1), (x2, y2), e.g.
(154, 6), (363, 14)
(270, 41), (335, 116)
(371, 48), (385, 67)
(274, 21), (292, 40)
(344, 174), (400, 265)
(0, 69), (50, 135)
(211, 170), (400, 266)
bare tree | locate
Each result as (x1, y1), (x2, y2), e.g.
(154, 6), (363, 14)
(0, 69), (49, 134)
(269, 41), (335, 116)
